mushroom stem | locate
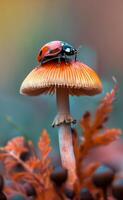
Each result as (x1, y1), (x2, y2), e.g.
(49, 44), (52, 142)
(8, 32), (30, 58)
(56, 87), (77, 189)
(52, 87), (76, 127)
(57, 87), (70, 115)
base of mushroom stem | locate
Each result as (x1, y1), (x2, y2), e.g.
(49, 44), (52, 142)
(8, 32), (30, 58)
(52, 113), (76, 127)
(58, 124), (78, 189)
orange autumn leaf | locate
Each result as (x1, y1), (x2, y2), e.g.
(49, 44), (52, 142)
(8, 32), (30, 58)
(93, 129), (122, 146)
(4, 137), (28, 157)
(82, 162), (101, 180)
(80, 84), (120, 148)
(80, 111), (92, 140)
(80, 84), (118, 138)
(26, 157), (41, 171)
(38, 129), (52, 162)
(0, 85), (122, 200)
(92, 85), (117, 132)
(78, 85), (122, 188)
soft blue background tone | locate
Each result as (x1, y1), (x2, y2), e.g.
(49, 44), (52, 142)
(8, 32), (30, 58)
(0, 0), (122, 150)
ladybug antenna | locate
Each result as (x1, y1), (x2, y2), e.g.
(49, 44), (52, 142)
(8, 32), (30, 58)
(74, 45), (82, 62)
(77, 45), (82, 52)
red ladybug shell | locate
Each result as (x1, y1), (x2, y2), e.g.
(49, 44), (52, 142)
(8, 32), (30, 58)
(37, 41), (62, 63)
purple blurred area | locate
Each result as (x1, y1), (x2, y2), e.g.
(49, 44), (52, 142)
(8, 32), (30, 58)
(0, 0), (123, 147)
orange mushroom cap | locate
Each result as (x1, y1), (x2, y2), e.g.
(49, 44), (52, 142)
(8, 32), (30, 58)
(20, 61), (103, 96)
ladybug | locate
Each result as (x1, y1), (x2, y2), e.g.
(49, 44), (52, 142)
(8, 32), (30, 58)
(37, 40), (77, 64)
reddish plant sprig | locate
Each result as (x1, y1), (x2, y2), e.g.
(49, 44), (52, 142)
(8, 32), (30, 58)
(0, 86), (122, 200)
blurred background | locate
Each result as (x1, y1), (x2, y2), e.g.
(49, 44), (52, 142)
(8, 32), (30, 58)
(0, 0), (123, 154)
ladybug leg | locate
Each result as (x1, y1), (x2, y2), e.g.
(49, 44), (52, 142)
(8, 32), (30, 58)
(64, 54), (69, 64)
(65, 54), (67, 61)
(75, 53), (77, 62)
(58, 56), (61, 64)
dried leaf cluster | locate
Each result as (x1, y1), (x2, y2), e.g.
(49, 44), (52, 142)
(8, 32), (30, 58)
(0, 86), (122, 200)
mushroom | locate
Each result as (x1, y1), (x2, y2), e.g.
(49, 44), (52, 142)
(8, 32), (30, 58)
(20, 59), (103, 189)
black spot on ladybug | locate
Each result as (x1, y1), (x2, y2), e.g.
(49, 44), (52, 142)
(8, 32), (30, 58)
(39, 50), (42, 56)
(50, 48), (60, 54)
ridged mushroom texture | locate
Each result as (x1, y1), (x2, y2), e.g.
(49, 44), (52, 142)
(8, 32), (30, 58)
(20, 60), (103, 96)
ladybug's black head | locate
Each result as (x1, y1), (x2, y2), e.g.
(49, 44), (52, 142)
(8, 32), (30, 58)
(62, 42), (77, 56)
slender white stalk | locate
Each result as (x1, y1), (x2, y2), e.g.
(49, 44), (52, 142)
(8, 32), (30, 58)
(56, 87), (70, 115)
(56, 87), (77, 189)
(52, 87), (76, 127)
